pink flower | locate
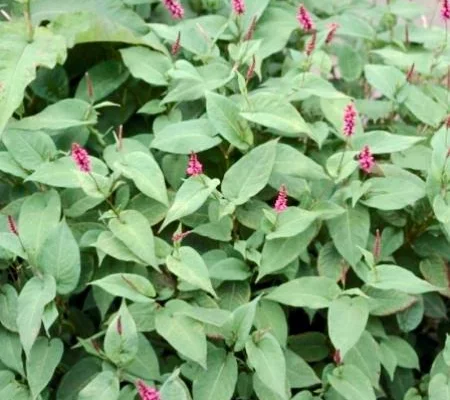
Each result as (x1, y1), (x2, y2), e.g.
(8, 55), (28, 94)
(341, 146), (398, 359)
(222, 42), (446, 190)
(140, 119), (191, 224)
(71, 143), (91, 173)
(246, 55), (256, 81)
(232, 0), (245, 15)
(343, 103), (357, 137)
(358, 146), (375, 173)
(171, 32), (181, 56)
(305, 32), (316, 56)
(7, 216), (18, 236)
(172, 230), (192, 242)
(441, 0), (450, 21)
(297, 4), (315, 33)
(244, 16), (257, 41)
(325, 23), (339, 44)
(186, 152), (203, 176)
(136, 380), (160, 400)
(274, 185), (288, 213)
(163, 0), (184, 19)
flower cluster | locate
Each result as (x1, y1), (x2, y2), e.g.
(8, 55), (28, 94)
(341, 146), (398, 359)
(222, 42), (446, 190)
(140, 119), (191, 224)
(358, 146), (375, 173)
(305, 32), (317, 56)
(325, 23), (339, 44)
(163, 0), (184, 19)
(274, 185), (288, 213)
(7, 216), (18, 236)
(441, 0), (450, 21)
(136, 381), (160, 400)
(186, 152), (203, 176)
(343, 103), (357, 137)
(171, 32), (181, 55)
(297, 4), (315, 32)
(232, 0), (245, 16)
(71, 143), (91, 173)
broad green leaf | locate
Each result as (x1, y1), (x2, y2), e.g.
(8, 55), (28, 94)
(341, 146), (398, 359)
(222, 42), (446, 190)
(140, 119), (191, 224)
(0, 152), (27, 178)
(364, 65), (406, 100)
(367, 265), (440, 294)
(352, 131), (424, 154)
(78, 371), (120, 400)
(328, 296), (369, 357)
(419, 257), (450, 298)
(37, 220), (80, 294)
(253, 374), (288, 400)
(104, 302), (138, 366)
(26, 337), (63, 399)
(241, 93), (311, 137)
(0, 22), (66, 137)
(11, 99), (96, 131)
(120, 47), (171, 86)
(155, 302), (207, 368)
(205, 91), (253, 151)
(428, 374), (450, 400)
(217, 281), (251, 311)
(267, 208), (318, 240)
(166, 246), (216, 297)
(405, 86), (446, 127)
(109, 210), (158, 268)
(327, 205), (370, 267)
(328, 365), (376, 400)
(245, 333), (287, 400)
(161, 176), (220, 230)
(379, 341), (397, 380)
(286, 349), (320, 389)
(255, 300), (288, 347)
(0, 284), (19, 332)
(266, 277), (341, 309)
(18, 190), (61, 265)
(381, 336), (419, 369)
(124, 334), (160, 381)
(222, 140), (277, 205)
(94, 231), (145, 264)
(160, 370), (192, 400)
(17, 275), (56, 355)
(151, 119), (221, 154)
(114, 152), (168, 206)
(0, 328), (24, 376)
(288, 332), (330, 362)
(192, 348), (238, 400)
(337, 44), (363, 82)
(209, 258), (251, 281)
(365, 287), (417, 316)
(90, 273), (155, 303)
(317, 242), (346, 282)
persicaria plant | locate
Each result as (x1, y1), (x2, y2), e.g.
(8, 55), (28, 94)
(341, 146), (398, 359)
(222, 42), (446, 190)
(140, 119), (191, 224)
(0, 0), (449, 400)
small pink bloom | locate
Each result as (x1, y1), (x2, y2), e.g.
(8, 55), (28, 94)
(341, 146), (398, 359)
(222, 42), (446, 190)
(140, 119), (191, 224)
(246, 55), (256, 81)
(297, 4), (315, 33)
(163, 0), (184, 19)
(244, 16), (257, 41)
(136, 380), (160, 400)
(232, 0), (245, 15)
(274, 185), (288, 213)
(116, 316), (122, 335)
(358, 146), (375, 173)
(445, 115), (450, 129)
(71, 143), (91, 173)
(442, 0), (450, 21)
(7, 216), (18, 236)
(333, 349), (342, 365)
(325, 23), (339, 44)
(186, 152), (203, 176)
(406, 63), (415, 83)
(343, 103), (357, 137)
(171, 32), (181, 56)
(172, 230), (192, 242)
(305, 32), (316, 56)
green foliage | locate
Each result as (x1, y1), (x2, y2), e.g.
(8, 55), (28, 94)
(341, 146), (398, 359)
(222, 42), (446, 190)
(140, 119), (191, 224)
(0, 0), (449, 399)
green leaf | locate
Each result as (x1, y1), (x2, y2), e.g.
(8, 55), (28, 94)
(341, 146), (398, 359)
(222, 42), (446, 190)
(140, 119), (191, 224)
(367, 265), (441, 294)
(337, 44), (364, 82)
(151, 119), (221, 154)
(0, 328), (24, 376)
(328, 296), (369, 357)
(379, 341), (397, 380)
(217, 281), (251, 311)
(94, 231), (145, 264)
(18, 190), (61, 265)
(205, 91), (253, 151)
(26, 337), (64, 399)
(419, 257), (450, 298)
(0, 22), (66, 137)
(428, 374), (450, 400)
(288, 332), (329, 363)
(11, 99), (97, 131)
(37, 220), (80, 295)
(266, 277), (341, 309)
(78, 371), (120, 400)
(166, 246), (216, 297)
(382, 336), (419, 370)
(365, 287), (417, 316)
(120, 47), (171, 86)
(17, 275), (56, 355)
(241, 93), (311, 137)
(327, 205), (370, 267)
(2, 129), (57, 170)
(114, 152), (168, 206)
(155, 301), (207, 368)
(286, 349), (320, 389)
(161, 176), (220, 230)
(160, 370), (192, 400)
(245, 333), (287, 400)
(255, 300), (288, 347)
(0, 284), (18, 332)
(104, 302), (138, 366)
(222, 140), (277, 205)
(267, 208), (318, 240)
(352, 131), (424, 154)
(109, 210), (158, 268)
(90, 273), (155, 303)
(209, 258), (251, 281)
(405, 86), (446, 127)
(124, 333), (160, 381)
(192, 348), (238, 400)
(0, 152), (28, 178)
(364, 65), (406, 100)
(328, 365), (376, 400)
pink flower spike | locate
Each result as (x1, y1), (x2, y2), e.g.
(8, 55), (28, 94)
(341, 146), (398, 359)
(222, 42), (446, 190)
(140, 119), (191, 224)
(7, 216), (18, 236)
(246, 55), (256, 81)
(325, 23), (339, 44)
(297, 4), (315, 33)
(136, 380), (160, 400)
(244, 16), (257, 41)
(186, 152), (203, 176)
(305, 32), (317, 56)
(232, 0), (245, 16)
(358, 146), (375, 174)
(171, 32), (181, 56)
(343, 103), (358, 137)
(163, 0), (184, 19)
(71, 143), (91, 173)
(441, 0), (450, 21)
(172, 230), (192, 242)
(274, 185), (288, 213)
